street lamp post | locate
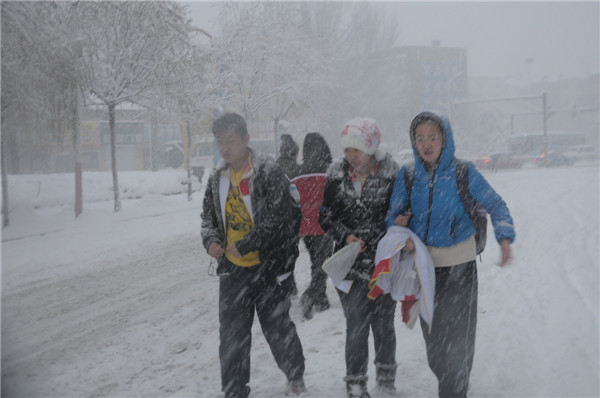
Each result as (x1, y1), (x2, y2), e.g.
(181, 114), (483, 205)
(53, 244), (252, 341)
(524, 57), (534, 89)
(542, 92), (548, 165)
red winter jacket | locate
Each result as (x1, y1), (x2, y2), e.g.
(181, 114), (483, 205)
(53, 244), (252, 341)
(291, 173), (327, 237)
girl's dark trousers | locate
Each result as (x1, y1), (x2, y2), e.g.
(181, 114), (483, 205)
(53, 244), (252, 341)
(336, 279), (397, 377)
(420, 260), (478, 398)
(218, 259), (305, 398)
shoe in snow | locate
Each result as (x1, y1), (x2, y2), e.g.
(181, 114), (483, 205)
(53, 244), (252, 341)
(345, 375), (370, 398)
(375, 362), (398, 395)
(314, 297), (330, 313)
(224, 385), (250, 398)
(286, 378), (306, 396)
(347, 383), (371, 398)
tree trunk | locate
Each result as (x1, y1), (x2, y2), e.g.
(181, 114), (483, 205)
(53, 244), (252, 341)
(186, 120), (192, 201)
(109, 102), (121, 212)
(273, 117), (279, 158)
(72, 81), (83, 217)
(151, 117), (158, 171)
(1, 137), (9, 228)
(6, 126), (20, 174)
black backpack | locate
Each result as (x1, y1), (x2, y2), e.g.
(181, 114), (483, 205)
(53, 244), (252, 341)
(403, 159), (487, 254)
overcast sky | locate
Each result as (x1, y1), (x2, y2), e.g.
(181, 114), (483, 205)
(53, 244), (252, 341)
(184, 1), (599, 82)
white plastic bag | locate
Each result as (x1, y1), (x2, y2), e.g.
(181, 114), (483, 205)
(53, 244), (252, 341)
(322, 241), (361, 286)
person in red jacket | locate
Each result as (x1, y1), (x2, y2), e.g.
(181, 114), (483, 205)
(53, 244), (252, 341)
(291, 132), (334, 319)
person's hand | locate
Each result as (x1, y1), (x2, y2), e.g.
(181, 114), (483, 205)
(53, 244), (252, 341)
(226, 244), (242, 259)
(346, 234), (366, 253)
(498, 239), (512, 267)
(395, 214), (411, 227)
(208, 242), (224, 259)
(402, 237), (415, 252)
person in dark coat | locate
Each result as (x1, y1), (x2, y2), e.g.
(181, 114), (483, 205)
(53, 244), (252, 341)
(277, 133), (301, 179)
(386, 111), (515, 398)
(201, 113), (306, 398)
(291, 132), (334, 319)
(276, 133), (302, 296)
(319, 118), (400, 398)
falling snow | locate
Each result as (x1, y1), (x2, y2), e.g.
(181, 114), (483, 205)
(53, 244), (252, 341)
(2, 164), (598, 397)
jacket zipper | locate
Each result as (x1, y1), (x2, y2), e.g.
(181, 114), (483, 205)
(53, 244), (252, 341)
(423, 175), (434, 244)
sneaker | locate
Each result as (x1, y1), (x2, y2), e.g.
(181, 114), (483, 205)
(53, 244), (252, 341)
(286, 378), (306, 396)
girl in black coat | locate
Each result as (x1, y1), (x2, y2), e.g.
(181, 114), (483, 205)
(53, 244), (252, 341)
(319, 118), (399, 398)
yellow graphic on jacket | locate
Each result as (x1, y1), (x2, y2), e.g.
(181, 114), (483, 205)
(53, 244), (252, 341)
(225, 167), (260, 266)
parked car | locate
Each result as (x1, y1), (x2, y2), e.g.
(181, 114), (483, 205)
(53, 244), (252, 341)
(532, 151), (575, 167)
(474, 153), (523, 170)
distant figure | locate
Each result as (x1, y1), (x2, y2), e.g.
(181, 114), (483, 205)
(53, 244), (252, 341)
(201, 113), (306, 398)
(291, 132), (334, 319)
(277, 134), (301, 179)
(276, 133), (302, 296)
(490, 153), (500, 173)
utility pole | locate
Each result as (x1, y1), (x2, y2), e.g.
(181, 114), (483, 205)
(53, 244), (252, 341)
(542, 92), (548, 165)
(2, 138), (9, 228)
(453, 92), (549, 155)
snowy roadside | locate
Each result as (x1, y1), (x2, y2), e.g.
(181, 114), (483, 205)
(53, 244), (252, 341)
(1, 165), (599, 398)
(2, 169), (204, 238)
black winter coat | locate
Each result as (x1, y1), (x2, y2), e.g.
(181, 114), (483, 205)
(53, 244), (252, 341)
(201, 149), (299, 278)
(319, 153), (399, 281)
(299, 132), (332, 175)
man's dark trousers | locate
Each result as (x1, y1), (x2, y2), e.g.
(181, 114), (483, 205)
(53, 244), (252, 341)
(218, 259), (305, 397)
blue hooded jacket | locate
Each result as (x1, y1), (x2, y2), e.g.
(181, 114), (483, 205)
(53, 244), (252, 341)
(385, 113), (515, 247)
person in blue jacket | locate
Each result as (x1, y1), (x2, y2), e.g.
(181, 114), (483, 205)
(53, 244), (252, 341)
(386, 112), (515, 398)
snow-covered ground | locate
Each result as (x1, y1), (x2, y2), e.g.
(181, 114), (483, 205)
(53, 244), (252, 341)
(2, 163), (599, 398)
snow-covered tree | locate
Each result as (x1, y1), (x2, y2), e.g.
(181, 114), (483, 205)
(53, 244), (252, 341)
(80, 1), (193, 212)
(257, 3), (333, 149)
(209, 2), (405, 151)
(143, 25), (218, 200)
(322, 3), (407, 147)
(285, 2), (406, 147)
(1, 1), (86, 221)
